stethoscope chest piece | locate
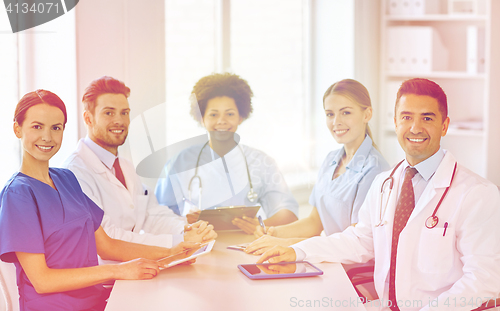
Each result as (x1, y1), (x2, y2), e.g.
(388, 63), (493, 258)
(247, 188), (258, 203)
(425, 215), (439, 229)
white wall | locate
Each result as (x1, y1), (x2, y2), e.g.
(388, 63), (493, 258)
(312, 0), (355, 167)
(74, 0), (166, 188)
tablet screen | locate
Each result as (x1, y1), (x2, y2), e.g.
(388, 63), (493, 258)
(239, 261), (323, 278)
(158, 240), (215, 269)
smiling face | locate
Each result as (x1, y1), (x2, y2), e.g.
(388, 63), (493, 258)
(84, 93), (130, 155)
(395, 94), (450, 166)
(202, 96), (243, 142)
(324, 94), (372, 150)
(14, 103), (65, 165)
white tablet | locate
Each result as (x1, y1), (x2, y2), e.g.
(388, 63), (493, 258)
(157, 240), (216, 269)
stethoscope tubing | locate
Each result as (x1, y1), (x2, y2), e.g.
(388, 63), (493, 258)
(377, 160), (457, 229)
(188, 141), (257, 209)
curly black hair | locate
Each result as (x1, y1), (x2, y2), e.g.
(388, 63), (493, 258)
(190, 73), (253, 123)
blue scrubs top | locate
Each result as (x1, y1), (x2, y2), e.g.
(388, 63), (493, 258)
(310, 136), (390, 236)
(0, 168), (105, 311)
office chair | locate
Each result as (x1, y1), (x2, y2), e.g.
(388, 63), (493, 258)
(472, 299), (500, 311)
(0, 261), (19, 311)
(344, 264), (376, 303)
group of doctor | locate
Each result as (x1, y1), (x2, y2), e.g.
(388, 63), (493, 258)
(0, 71), (499, 311)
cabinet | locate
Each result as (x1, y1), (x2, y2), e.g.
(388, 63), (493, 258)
(378, 0), (500, 185)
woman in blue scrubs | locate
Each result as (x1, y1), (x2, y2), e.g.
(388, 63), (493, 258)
(246, 79), (389, 254)
(155, 73), (299, 234)
(0, 90), (197, 311)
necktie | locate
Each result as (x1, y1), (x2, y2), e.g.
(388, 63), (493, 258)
(113, 158), (127, 189)
(388, 167), (418, 311)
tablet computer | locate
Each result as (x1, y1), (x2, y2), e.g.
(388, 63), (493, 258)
(157, 240), (216, 269)
(238, 261), (323, 280)
(198, 205), (261, 231)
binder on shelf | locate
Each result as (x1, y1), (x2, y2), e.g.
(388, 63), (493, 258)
(478, 27), (485, 73)
(466, 26), (486, 74)
(386, 26), (448, 73)
(466, 26), (478, 74)
(400, 0), (411, 15)
(387, 27), (401, 72)
(410, 0), (441, 15)
(448, 0), (478, 15)
(385, 81), (402, 124)
(388, 0), (401, 15)
(388, 0), (441, 16)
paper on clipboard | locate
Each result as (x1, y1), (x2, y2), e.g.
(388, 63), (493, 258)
(197, 205), (261, 231)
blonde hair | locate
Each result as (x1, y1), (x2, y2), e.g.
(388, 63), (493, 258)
(323, 79), (378, 150)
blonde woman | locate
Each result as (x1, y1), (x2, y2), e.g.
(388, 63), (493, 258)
(246, 79), (389, 254)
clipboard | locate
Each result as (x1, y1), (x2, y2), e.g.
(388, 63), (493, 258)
(197, 205), (261, 231)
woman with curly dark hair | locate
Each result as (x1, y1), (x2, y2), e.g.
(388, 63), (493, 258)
(155, 73), (299, 234)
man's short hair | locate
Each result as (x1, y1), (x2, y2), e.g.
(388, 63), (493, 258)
(82, 76), (130, 114)
(395, 78), (448, 121)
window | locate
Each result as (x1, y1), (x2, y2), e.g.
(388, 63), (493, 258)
(0, 9), (78, 184)
(162, 0), (355, 188)
(0, 10), (20, 183)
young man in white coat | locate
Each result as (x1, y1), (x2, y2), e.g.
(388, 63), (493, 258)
(62, 76), (216, 249)
(258, 78), (500, 311)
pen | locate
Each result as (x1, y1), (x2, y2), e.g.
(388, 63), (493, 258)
(443, 222), (448, 237)
(258, 215), (267, 234)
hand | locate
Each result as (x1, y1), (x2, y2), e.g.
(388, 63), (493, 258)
(256, 246), (296, 264)
(186, 210), (201, 224)
(184, 220), (217, 242)
(245, 235), (294, 256)
(254, 225), (276, 238)
(232, 216), (259, 235)
(116, 258), (161, 280)
(170, 241), (202, 256)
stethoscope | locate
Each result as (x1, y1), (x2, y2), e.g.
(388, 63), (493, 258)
(376, 160), (457, 229)
(187, 141), (258, 210)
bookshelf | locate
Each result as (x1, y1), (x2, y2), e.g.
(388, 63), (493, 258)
(378, 0), (500, 185)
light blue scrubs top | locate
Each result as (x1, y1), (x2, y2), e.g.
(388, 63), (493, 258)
(0, 168), (105, 311)
(310, 135), (389, 236)
(155, 142), (299, 219)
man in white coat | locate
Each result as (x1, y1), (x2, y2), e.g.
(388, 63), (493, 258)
(62, 76), (216, 249)
(258, 78), (500, 311)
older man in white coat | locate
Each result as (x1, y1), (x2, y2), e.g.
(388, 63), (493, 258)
(258, 78), (500, 311)
(62, 76), (216, 249)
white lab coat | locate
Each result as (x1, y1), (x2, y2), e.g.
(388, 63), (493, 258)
(61, 139), (186, 248)
(294, 151), (500, 311)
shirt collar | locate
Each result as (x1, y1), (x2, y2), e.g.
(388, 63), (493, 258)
(404, 147), (445, 181)
(83, 136), (117, 170)
(329, 135), (373, 173)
